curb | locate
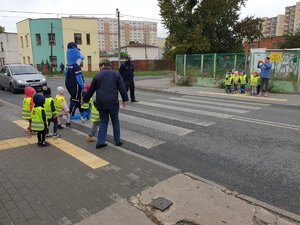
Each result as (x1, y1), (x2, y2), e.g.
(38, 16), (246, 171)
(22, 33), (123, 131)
(185, 172), (300, 224)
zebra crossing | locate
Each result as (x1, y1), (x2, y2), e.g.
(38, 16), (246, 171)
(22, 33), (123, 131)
(79, 95), (269, 150)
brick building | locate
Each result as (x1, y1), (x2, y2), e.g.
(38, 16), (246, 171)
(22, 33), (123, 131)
(244, 36), (286, 54)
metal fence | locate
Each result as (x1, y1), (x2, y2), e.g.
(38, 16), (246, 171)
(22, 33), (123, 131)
(176, 50), (300, 83)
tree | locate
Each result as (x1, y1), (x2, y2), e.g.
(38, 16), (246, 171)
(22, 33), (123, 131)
(0, 26), (5, 33)
(158, 0), (262, 58)
(278, 33), (300, 49)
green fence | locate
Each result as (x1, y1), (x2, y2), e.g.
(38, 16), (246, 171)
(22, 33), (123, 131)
(176, 51), (300, 83)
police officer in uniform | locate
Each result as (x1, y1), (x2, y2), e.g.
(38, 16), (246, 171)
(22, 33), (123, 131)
(119, 57), (138, 102)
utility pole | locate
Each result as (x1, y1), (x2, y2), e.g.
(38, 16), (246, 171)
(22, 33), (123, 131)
(116, 8), (121, 68)
(50, 22), (53, 75)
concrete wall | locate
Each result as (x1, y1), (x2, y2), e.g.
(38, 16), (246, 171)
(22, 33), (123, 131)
(62, 17), (99, 71)
(0, 33), (20, 66)
(29, 19), (64, 71)
(16, 19), (33, 65)
(123, 47), (159, 60)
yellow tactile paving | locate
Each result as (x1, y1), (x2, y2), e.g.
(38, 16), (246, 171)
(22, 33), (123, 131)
(198, 91), (287, 102)
(10, 120), (109, 169)
(0, 137), (36, 151)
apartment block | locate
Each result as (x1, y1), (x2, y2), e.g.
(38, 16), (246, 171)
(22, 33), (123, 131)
(261, 15), (284, 38)
(293, 1), (300, 33)
(98, 18), (157, 52)
(0, 32), (19, 66)
(285, 5), (296, 34)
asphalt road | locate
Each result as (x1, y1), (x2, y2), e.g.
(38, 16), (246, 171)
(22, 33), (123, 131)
(1, 77), (300, 215)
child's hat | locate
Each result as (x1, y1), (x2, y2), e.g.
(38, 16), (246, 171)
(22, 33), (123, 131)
(42, 86), (51, 96)
(57, 86), (64, 94)
(24, 86), (36, 97)
(33, 94), (45, 106)
(85, 83), (90, 90)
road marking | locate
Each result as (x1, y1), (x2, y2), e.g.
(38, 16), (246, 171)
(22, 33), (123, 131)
(12, 120), (109, 169)
(169, 97), (262, 110)
(0, 137), (36, 151)
(231, 116), (300, 131)
(119, 114), (193, 136)
(155, 99), (248, 114)
(181, 95), (271, 107)
(124, 105), (215, 127)
(137, 102), (232, 119)
(197, 91), (287, 102)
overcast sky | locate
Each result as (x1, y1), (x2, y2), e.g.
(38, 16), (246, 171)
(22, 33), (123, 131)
(0, 0), (299, 37)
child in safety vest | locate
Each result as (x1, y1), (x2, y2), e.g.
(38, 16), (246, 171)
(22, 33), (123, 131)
(233, 71), (240, 93)
(225, 71), (233, 93)
(239, 70), (248, 94)
(31, 94), (50, 147)
(22, 86), (36, 134)
(250, 71), (260, 96)
(55, 86), (71, 129)
(86, 100), (100, 142)
(81, 84), (93, 121)
(43, 86), (61, 138)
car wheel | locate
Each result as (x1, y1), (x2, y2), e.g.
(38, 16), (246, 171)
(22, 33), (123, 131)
(0, 83), (4, 90)
(10, 83), (17, 94)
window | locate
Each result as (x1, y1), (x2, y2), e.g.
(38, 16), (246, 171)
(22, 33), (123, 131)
(25, 35), (28, 47)
(0, 42), (3, 52)
(87, 56), (91, 64)
(86, 34), (91, 45)
(49, 56), (57, 67)
(23, 57), (26, 64)
(36, 34), (41, 46)
(74, 33), (82, 45)
(48, 33), (56, 45)
(20, 36), (23, 48)
(27, 56), (30, 64)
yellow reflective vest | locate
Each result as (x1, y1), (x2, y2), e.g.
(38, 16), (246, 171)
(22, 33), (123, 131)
(55, 95), (66, 114)
(81, 98), (93, 110)
(44, 97), (57, 119)
(31, 106), (45, 131)
(233, 76), (239, 84)
(225, 74), (233, 86)
(250, 75), (260, 87)
(22, 97), (32, 119)
(90, 102), (100, 122)
(239, 74), (247, 85)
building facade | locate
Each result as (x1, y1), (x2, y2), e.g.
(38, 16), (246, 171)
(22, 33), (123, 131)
(244, 36), (286, 54)
(62, 17), (99, 71)
(0, 32), (20, 66)
(120, 42), (159, 60)
(98, 18), (157, 52)
(261, 16), (285, 38)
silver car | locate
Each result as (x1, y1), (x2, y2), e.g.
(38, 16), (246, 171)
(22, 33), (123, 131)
(0, 64), (47, 93)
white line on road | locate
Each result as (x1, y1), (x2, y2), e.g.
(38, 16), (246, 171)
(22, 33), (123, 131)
(231, 116), (300, 131)
(124, 106), (215, 127)
(137, 102), (233, 119)
(155, 99), (248, 114)
(169, 97), (262, 110)
(119, 113), (193, 136)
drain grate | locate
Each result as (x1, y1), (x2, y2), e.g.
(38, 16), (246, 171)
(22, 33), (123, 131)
(150, 197), (173, 211)
(127, 180), (147, 191)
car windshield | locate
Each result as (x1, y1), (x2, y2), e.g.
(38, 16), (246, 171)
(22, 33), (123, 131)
(10, 65), (39, 75)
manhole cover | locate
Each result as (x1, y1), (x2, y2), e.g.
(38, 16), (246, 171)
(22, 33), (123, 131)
(150, 197), (173, 211)
(175, 220), (200, 225)
(127, 180), (146, 191)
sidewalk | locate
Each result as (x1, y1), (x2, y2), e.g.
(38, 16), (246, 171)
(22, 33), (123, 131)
(0, 99), (300, 225)
(135, 77), (300, 107)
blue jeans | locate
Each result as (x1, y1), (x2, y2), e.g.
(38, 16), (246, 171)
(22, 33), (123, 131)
(97, 109), (120, 145)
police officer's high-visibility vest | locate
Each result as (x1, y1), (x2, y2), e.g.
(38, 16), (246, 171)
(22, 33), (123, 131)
(44, 97), (57, 119)
(250, 75), (260, 87)
(31, 106), (45, 131)
(225, 74), (233, 86)
(22, 97), (32, 119)
(239, 74), (247, 85)
(90, 102), (100, 122)
(55, 95), (66, 114)
(81, 98), (93, 110)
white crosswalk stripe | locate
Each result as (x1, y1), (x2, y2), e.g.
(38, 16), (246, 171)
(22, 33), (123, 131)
(124, 105), (215, 127)
(181, 95), (271, 107)
(119, 114), (193, 136)
(154, 99), (248, 114)
(169, 97), (262, 110)
(136, 101), (232, 119)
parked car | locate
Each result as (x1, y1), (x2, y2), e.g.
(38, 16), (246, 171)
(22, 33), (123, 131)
(0, 64), (47, 93)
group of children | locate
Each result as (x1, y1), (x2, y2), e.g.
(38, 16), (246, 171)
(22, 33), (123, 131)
(22, 84), (100, 147)
(225, 70), (261, 96)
